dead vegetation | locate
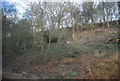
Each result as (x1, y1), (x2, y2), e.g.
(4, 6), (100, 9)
(3, 28), (119, 79)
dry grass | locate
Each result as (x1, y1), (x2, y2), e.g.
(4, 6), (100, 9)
(86, 53), (118, 79)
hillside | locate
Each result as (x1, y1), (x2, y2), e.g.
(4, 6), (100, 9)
(3, 27), (119, 79)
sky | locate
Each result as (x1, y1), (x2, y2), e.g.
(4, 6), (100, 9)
(1, 0), (84, 19)
(1, 0), (119, 2)
(1, 0), (119, 19)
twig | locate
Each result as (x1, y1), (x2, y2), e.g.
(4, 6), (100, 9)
(88, 67), (93, 76)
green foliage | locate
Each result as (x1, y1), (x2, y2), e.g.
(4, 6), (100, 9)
(2, 2), (118, 66)
(94, 43), (118, 53)
(80, 23), (95, 31)
(45, 42), (67, 54)
(45, 42), (94, 59)
(2, 17), (34, 56)
(58, 28), (68, 42)
(70, 72), (78, 77)
(44, 41), (118, 63)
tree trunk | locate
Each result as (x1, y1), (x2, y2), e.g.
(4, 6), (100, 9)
(93, 23), (95, 28)
(99, 17), (102, 23)
(102, 2), (105, 23)
(41, 45), (44, 51)
(77, 25), (79, 31)
(102, 16), (105, 28)
(102, 2), (105, 28)
(91, 18), (95, 28)
(72, 24), (75, 40)
(102, 23), (105, 28)
(72, 31), (75, 40)
(17, 35), (20, 47)
(33, 33), (36, 45)
(57, 23), (61, 43)
(107, 21), (110, 28)
(23, 42), (27, 50)
(48, 36), (51, 47)
(116, 20), (119, 26)
(41, 29), (44, 51)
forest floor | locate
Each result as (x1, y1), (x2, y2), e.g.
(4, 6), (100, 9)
(3, 28), (119, 79)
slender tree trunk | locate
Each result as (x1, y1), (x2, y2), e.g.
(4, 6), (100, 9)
(106, 11), (110, 28)
(48, 40), (51, 47)
(33, 33), (36, 45)
(72, 24), (75, 40)
(102, 2), (105, 23)
(116, 20), (119, 26)
(23, 42), (27, 50)
(93, 23), (95, 28)
(41, 29), (44, 51)
(72, 30), (75, 40)
(41, 45), (44, 51)
(110, 15), (113, 21)
(102, 21), (105, 28)
(17, 35), (20, 47)
(118, 2), (120, 20)
(102, 2), (105, 28)
(99, 17), (102, 23)
(102, 16), (105, 28)
(107, 21), (110, 28)
(91, 18), (95, 28)
(57, 23), (61, 43)
(77, 25), (79, 31)
(48, 35), (51, 47)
